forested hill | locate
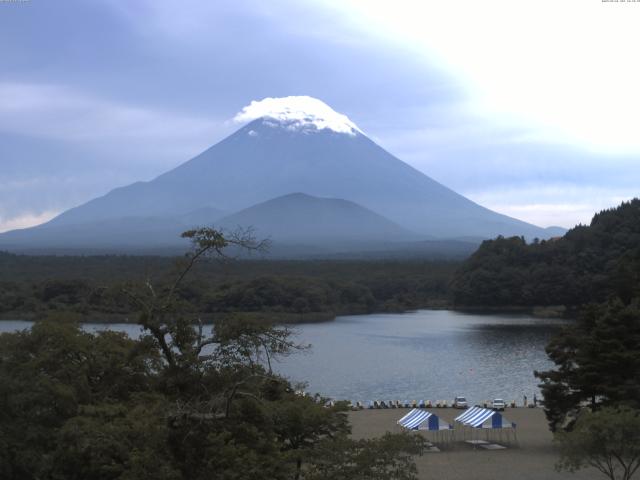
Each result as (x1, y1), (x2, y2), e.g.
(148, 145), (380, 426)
(451, 199), (640, 308)
(0, 255), (455, 322)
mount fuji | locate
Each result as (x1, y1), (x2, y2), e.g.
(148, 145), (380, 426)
(0, 96), (564, 256)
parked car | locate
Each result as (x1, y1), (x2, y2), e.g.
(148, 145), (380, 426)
(492, 398), (506, 411)
(453, 396), (468, 409)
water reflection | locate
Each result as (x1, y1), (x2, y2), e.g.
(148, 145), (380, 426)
(275, 310), (568, 403)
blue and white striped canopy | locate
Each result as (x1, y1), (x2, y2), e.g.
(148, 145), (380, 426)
(454, 406), (514, 429)
(397, 409), (451, 431)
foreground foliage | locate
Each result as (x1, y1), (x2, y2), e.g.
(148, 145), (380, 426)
(305, 433), (424, 480)
(0, 228), (426, 480)
(556, 407), (640, 480)
(535, 300), (640, 431)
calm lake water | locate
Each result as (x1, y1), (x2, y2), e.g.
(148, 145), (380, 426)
(0, 310), (567, 404)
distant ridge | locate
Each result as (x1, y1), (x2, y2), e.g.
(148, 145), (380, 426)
(0, 208), (225, 253)
(217, 193), (418, 244)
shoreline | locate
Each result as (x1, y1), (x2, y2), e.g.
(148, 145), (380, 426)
(0, 302), (571, 325)
(0, 310), (337, 325)
(452, 305), (571, 319)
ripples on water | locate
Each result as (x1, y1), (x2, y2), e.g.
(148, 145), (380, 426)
(0, 310), (567, 404)
(275, 310), (567, 403)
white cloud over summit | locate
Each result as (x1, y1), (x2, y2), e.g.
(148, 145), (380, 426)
(233, 96), (362, 135)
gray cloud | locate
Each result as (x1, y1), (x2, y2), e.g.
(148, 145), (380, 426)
(0, 0), (637, 232)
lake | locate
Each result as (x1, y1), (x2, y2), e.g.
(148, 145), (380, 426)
(0, 310), (567, 404)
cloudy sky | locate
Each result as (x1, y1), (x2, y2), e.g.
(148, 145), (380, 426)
(1, 0), (639, 232)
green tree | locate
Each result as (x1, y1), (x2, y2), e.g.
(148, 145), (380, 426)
(304, 432), (426, 480)
(0, 227), (427, 480)
(535, 299), (640, 431)
(0, 319), (157, 479)
(556, 407), (640, 480)
(50, 397), (181, 480)
(270, 395), (350, 479)
(451, 199), (640, 308)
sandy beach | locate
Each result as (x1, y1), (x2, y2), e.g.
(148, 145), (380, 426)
(349, 408), (601, 480)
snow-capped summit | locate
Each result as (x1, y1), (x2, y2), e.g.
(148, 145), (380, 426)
(233, 96), (362, 136)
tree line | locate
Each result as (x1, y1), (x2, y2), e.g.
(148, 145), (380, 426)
(0, 254), (455, 322)
(451, 199), (640, 308)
